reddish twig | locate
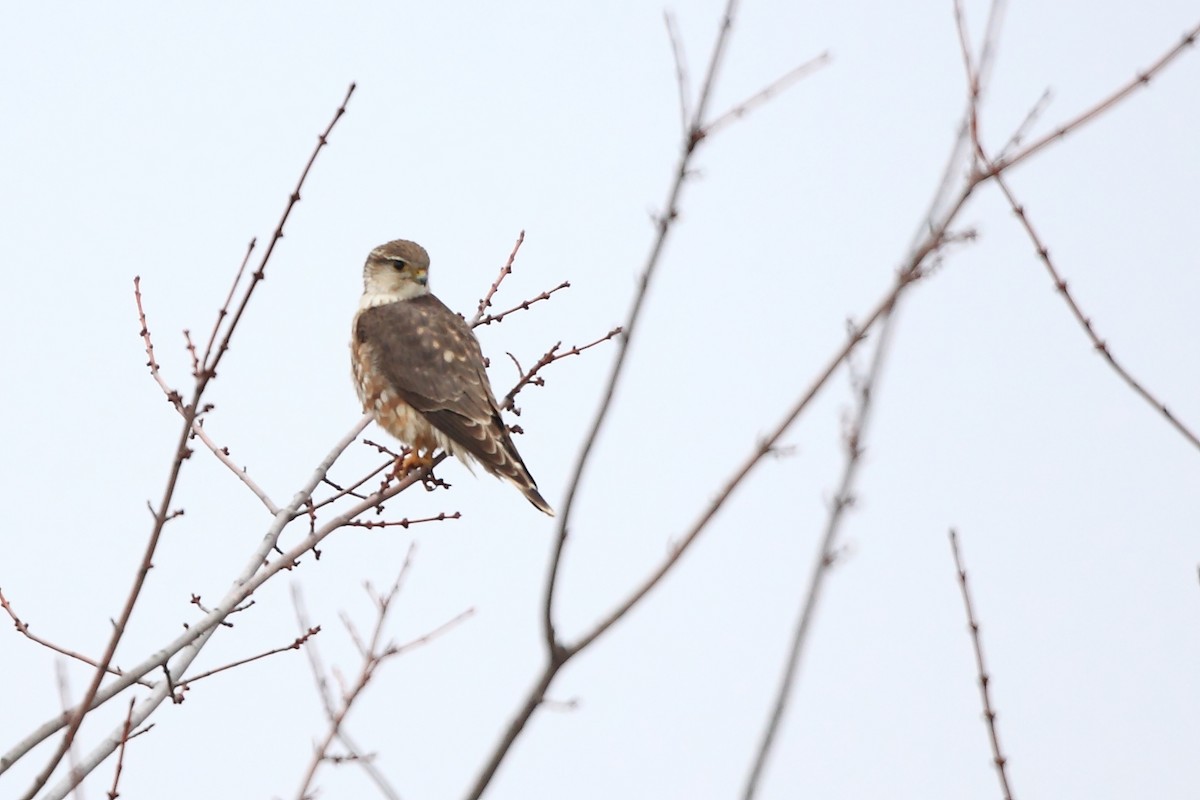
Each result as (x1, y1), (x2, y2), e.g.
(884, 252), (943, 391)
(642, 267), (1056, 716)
(501, 328), (623, 413)
(949, 529), (1016, 800)
(204, 83), (356, 380)
(0, 589), (154, 689)
(133, 278), (183, 411)
(472, 280), (570, 328)
(980, 147), (1200, 452)
(175, 627), (321, 690)
(471, 230), (525, 325)
(182, 329), (200, 378)
(201, 238), (256, 368)
(105, 698), (136, 800)
(348, 511), (461, 530)
(991, 21), (1199, 175)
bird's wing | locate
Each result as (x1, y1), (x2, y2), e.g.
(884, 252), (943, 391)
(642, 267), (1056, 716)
(355, 295), (517, 467)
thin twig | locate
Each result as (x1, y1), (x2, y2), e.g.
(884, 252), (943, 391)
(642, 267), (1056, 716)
(980, 147), (1200, 452)
(201, 238), (256, 367)
(105, 699), (136, 800)
(742, 307), (898, 799)
(176, 627), (321, 688)
(0, 590), (154, 689)
(664, 11), (691, 133)
(993, 21), (1199, 175)
(472, 281), (570, 328)
(293, 589), (403, 800)
(190, 420), (281, 515)
(704, 51), (831, 138)
(997, 88), (1053, 161)
(471, 231), (525, 325)
(949, 529), (1016, 800)
(501, 328), (623, 413)
(349, 512), (462, 530)
(297, 547), (473, 799)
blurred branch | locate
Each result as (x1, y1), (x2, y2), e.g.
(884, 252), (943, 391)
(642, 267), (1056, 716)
(463, 3), (825, 795)
(664, 11), (692, 133)
(295, 546), (473, 799)
(294, 588), (403, 800)
(742, 306), (896, 798)
(949, 529), (1016, 800)
(704, 51), (831, 138)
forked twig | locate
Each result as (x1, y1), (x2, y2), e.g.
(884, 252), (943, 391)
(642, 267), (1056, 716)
(992, 21), (1200, 174)
(472, 231), (526, 325)
(501, 328), (624, 413)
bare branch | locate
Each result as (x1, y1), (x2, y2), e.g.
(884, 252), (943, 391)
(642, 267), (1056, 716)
(471, 230), (525, 326)
(176, 627), (321, 689)
(189, 420), (281, 515)
(994, 21), (1199, 174)
(105, 699), (136, 800)
(704, 51), (831, 138)
(980, 147), (1200, 452)
(663, 11), (691, 133)
(472, 281), (570, 328)
(296, 547), (473, 799)
(349, 512), (462, 530)
(949, 529), (1016, 800)
(0, 589), (153, 689)
(201, 238), (256, 368)
(501, 328), (623, 414)
(742, 305), (898, 798)
(293, 588), (403, 800)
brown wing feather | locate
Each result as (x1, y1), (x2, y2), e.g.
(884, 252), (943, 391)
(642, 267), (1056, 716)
(355, 296), (544, 491)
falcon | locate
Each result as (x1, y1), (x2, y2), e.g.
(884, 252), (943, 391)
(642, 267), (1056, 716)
(351, 239), (554, 516)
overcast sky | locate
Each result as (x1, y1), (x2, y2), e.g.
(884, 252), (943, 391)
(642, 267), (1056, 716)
(2, 1), (1198, 798)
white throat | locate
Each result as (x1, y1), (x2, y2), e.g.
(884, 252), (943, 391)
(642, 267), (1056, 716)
(358, 281), (428, 310)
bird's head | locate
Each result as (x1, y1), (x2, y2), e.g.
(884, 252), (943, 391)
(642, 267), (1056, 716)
(361, 239), (431, 307)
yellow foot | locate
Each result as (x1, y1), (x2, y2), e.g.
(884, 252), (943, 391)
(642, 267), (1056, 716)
(391, 450), (434, 480)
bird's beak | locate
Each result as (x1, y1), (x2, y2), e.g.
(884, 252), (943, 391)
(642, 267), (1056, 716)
(414, 269), (428, 286)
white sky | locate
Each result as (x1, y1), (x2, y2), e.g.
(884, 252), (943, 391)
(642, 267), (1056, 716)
(1, 1), (1198, 798)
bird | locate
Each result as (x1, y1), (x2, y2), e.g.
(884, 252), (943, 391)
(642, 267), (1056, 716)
(350, 238), (555, 516)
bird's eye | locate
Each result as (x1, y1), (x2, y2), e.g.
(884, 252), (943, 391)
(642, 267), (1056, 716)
(389, 259), (408, 271)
